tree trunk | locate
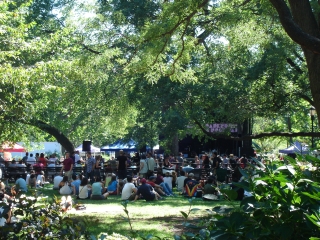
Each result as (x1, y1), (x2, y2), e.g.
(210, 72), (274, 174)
(171, 133), (179, 155)
(268, 0), (320, 125)
(288, 0), (320, 127)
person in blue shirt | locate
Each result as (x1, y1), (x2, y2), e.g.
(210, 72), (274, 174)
(15, 177), (28, 193)
(71, 174), (81, 195)
(107, 175), (118, 195)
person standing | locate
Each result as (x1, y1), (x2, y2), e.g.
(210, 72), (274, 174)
(139, 154), (148, 178)
(202, 153), (211, 169)
(94, 155), (102, 179)
(60, 152), (73, 181)
(74, 150), (81, 164)
(117, 150), (127, 180)
(222, 154), (229, 169)
(22, 152), (29, 164)
(38, 153), (47, 167)
(132, 152), (141, 167)
(86, 152), (96, 183)
(177, 152), (184, 168)
(146, 153), (155, 178)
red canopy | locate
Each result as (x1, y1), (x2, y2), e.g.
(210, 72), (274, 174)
(0, 143), (26, 152)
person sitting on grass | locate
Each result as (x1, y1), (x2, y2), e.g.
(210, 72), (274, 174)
(60, 195), (72, 212)
(132, 178), (162, 202)
(36, 171), (45, 188)
(121, 176), (137, 201)
(154, 171), (173, 196)
(172, 171), (177, 189)
(184, 173), (202, 198)
(59, 176), (73, 195)
(53, 175), (63, 190)
(15, 176), (28, 193)
(0, 182), (12, 201)
(91, 177), (109, 200)
(28, 170), (37, 188)
(176, 171), (187, 193)
(71, 174), (81, 196)
(104, 173), (113, 188)
(107, 175), (118, 195)
(146, 176), (167, 196)
(0, 190), (12, 226)
(202, 178), (218, 201)
(163, 172), (173, 192)
(78, 177), (92, 199)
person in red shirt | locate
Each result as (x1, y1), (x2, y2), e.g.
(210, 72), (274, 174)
(146, 176), (166, 196)
(38, 153), (47, 167)
(61, 152), (74, 181)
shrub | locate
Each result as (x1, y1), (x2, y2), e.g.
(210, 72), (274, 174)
(0, 193), (91, 239)
(178, 156), (320, 239)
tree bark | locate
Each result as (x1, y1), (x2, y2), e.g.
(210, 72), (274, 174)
(28, 120), (74, 153)
(269, 0), (320, 127)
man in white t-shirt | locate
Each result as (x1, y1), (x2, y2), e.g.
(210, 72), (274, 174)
(53, 175), (63, 190)
(74, 150), (80, 163)
(146, 153), (156, 172)
(27, 153), (36, 166)
(121, 176), (137, 201)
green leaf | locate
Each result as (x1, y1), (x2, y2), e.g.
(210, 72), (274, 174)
(304, 213), (320, 228)
(297, 179), (313, 184)
(173, 235), (181, 240)
(301, 192), (320, 200)
(238, 168), (249, 179)
(180, 211), (188, 219)
(286, 183), (294, 191)
(212, 206), (234, 214)
(255, 180), (268, 186)
(220, 189), (238, 201)
(287, 166), (296, 176)
(233, 181), (251, 191)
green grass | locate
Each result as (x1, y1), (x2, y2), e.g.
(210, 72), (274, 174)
(29, 184), (236, 238)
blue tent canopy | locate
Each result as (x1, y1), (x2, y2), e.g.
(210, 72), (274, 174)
(101, 140), (137, 151)
(279, 141), (309, 154)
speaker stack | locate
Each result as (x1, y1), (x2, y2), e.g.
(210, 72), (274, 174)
(82, 141), (91, 152)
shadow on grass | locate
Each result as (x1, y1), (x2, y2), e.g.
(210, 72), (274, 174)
(72, 213), (184, 238)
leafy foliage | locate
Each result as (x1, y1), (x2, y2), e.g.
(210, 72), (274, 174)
(178, 156), (320, 239)
(0, 193), (91, 239)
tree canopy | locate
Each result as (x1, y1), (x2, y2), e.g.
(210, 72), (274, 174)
(1, 0), (320, 152)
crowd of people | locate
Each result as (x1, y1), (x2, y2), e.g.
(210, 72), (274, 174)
(0, 149), (253, 226)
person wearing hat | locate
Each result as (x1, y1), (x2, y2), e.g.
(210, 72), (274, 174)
(132, 178), (161, 202)
(147, 176), (167, 196)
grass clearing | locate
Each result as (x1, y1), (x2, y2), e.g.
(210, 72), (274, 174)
(30, 184), (236, 238)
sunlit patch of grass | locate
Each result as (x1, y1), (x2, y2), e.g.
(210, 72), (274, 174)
(32, 184), (236, 238)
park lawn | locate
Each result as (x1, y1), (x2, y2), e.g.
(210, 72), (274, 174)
(33, 185), (236, 238)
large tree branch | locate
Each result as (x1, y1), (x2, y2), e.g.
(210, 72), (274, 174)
(269, 0), (320, 54)
(4, 116), (74, 152)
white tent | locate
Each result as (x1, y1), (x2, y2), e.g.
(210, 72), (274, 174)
(75, 144), (101, 153)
